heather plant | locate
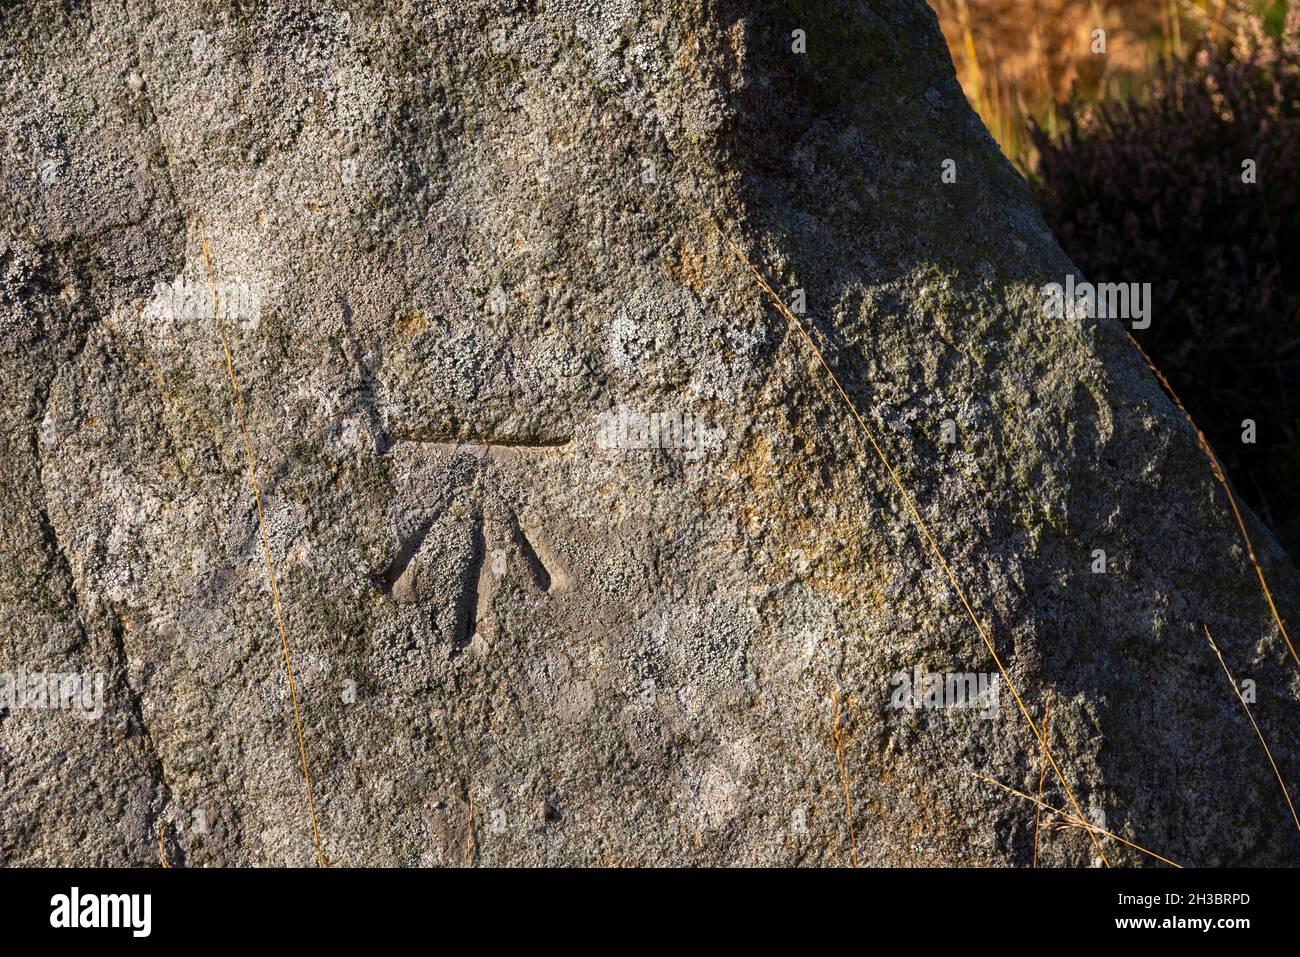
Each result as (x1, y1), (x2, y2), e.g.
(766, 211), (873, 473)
(1031, 11), (1300, 561)
(933, 0), (1237, 169)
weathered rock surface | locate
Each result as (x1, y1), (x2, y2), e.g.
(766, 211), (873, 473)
(2, 1), (1298, 867)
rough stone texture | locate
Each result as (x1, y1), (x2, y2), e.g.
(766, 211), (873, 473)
(2, 1), (1298, 867)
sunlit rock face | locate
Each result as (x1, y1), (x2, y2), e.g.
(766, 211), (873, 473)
(1, 1), (1297, 867)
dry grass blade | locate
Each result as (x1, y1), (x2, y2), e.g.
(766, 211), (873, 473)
(974, 772), (1182, 868)
(1202, 625), (1300, 834)
(707, 214), (1111, 866)
(198, 224), (330, 868)
(831, 690), (860, 867)
(1127, 333), (1298, 671)
(465, 794), (477, 866)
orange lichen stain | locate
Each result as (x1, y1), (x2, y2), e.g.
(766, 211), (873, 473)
(723, 431), (884, 603)
(394, 308), (427, 338)
(674, 30), (701, 74)
(664, 238), (711, 293)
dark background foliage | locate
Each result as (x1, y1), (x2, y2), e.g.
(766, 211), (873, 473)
(1031, 21), (1300, 561)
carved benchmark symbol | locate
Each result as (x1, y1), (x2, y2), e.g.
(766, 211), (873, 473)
(379, 437), (572, 651)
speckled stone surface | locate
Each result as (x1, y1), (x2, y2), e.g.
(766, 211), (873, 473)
(2, 0), (1298, 866)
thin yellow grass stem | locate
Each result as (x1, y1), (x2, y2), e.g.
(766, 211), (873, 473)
(708, 216), (1111, 866)
(1203, 625), (1300, 834)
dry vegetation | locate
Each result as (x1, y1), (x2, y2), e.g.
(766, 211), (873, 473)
(932, 0), (1271, 169)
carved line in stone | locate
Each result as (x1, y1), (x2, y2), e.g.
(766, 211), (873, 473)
(378, 433), (573, 650)
(382, 511), (570, 652)
(377, 516), (433, 595)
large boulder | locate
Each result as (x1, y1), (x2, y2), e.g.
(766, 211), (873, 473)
(2, 0), (1297, 866)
